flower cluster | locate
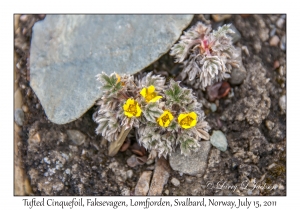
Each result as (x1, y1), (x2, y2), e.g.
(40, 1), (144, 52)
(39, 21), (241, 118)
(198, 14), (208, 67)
(170, 21), (239, 90)
(93, 72), (210, 157)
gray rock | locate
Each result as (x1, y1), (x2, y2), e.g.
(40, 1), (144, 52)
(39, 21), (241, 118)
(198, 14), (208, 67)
(14, 108), (25, 126)
(171, 177), (180, 187)
(169, 141), (211, 176)
(134, 171), (152, 196)
(30, 15), (194, 124)
(66, 130), (86, 145)
(210, 103), (217, 112)
(210, 130), (228, 152)
(229, 47), (247, 85)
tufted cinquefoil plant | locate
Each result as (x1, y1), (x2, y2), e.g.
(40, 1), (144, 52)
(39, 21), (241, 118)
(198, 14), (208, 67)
(93, 72), (210, 157)
(170, 21), (239, 90)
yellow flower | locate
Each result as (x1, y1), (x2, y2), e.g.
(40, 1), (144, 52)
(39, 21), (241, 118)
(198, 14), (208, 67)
(157, 110), (174, 127)
(140, 85), (162, 103)
(115, 73), (121, 83)
(178, 112), (197, 129)
(123, 98), (142, 118)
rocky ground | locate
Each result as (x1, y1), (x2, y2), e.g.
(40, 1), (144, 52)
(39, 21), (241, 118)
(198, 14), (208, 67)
(14, 14), (286, 196)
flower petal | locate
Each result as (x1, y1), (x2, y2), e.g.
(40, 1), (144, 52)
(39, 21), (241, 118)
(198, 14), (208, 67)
(136, 104), (142, 117)
(149, 95), (162, 103)
(178, 113), (187, 122)
(190, 118), (197, 127)
(140, 88), (147, 98)
(189, 112), (197, 120)
(148, 85), (155, 93)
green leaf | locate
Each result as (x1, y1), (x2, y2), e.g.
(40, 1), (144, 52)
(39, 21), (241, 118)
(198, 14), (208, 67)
(180, 137), (197, 156)
(143, 102), (163, 123)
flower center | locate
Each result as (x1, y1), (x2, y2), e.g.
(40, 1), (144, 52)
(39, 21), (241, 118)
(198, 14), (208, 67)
(161, 114), (171, 126)
(128, 103), (137, 116)
(180, 116), (194, 126)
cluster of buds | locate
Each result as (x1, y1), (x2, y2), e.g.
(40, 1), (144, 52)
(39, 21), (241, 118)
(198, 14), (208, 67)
(93, 72), (210, 157)
(170, 21), (239, 90)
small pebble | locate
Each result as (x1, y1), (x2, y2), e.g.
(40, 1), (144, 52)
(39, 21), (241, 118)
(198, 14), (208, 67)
(43, 157), (51, 164)
(22, 105), (29, 113)
(254, 41), (261, 52)
(164, 189), (169, 195)
(65, 169), (71, 175)
(20, 15), (28, 22)
(279, 95), (286, 112)
(276, 18), (285, 28)
(241, 46), (250, 56)
(269, 27), (276, 37)
(66, 130), (86, 145)
(265, 120), (275, 130)
(280, 35), (286, 51)
(273, 60), (280, 69)
(171, 178), (180, 187)
(126, 170), (133, 179)
(185, 177), (193, 184)
(270, 35), (280, 46)
(14, 108), (25, 126)
(279, 66), (284, 76)
(247, 190), (252, 195)
(28, 132), (41, 145)
(210, 103), (217, 112)
(16, 62), (21, 70)
(210, 130), (228, 152)
(278, 184), (285, 190)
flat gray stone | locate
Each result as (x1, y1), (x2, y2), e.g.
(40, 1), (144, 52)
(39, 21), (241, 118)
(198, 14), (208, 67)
(169, 141), (211, 176)
(210, 130), (228, 152)
(30, 15), (193, 124)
